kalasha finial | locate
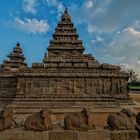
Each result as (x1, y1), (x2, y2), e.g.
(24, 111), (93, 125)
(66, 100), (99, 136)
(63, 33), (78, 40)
(16, 42), (20, 46)
(64, 7), (68, 14)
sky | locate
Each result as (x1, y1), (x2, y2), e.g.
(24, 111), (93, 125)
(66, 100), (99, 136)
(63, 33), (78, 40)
(0, 0), (140, 76)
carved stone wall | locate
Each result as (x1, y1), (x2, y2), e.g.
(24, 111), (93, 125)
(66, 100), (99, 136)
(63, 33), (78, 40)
(0, 77), (17, 98)
(16, 77), (98, 96)
(14, 76), (128, 99)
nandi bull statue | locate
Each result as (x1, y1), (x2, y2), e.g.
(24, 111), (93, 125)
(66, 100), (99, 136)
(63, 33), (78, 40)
(106, 108), (135, 130)
(0, 108), (13, 131)
(64, 108), (94, 130)
(24, 108), (52, 131)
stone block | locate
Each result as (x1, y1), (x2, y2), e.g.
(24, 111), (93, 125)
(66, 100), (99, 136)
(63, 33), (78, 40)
(0, 132), (22, 140)
(0, 134), (17, 140)
(22, 131), (35, 140)
(79, 130), (110, 140)
(42, 131), (48, 140)
(110, 130), (138, 140)
(49, 131), (78, 140)
(34, 132), (43, 140)
(127, 130), (138, 140)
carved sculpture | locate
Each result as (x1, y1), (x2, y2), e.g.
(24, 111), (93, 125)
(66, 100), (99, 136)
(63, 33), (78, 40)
(0, 109), (13, 131)
(64, 108), (93, 130)
(106, 108), (134, 130)
(135, 112), (140, 138)
(24, 108), (52, 131)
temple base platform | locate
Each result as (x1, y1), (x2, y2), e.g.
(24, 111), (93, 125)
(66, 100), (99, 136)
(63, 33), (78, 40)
(0, 128), (138, 140)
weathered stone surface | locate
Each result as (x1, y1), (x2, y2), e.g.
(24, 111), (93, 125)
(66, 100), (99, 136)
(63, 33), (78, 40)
(1, 43), (27, 71)
(0, 129), (23, 140)
(110, 130), (138, 140)
(42, 131), (48, 140)
(1, 133), (22, 140)
(49, 131), (78, 140)
(34, 132), (43, 140)
(24, 108), (52, 131)
(0, 129), (139, 140)
(64, 108), (94, 130)
(106, 108), (135, 130)
(22, 131), (35, 140)
(79, 130), (110, 140)
(0, 109), (13, 131)
(135, 112), (140, 138)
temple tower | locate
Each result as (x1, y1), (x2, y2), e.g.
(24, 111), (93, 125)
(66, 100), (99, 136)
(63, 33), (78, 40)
(1, 43), (27, 70)
(43, 8), (84, 60)
(43, 8), (98, 67)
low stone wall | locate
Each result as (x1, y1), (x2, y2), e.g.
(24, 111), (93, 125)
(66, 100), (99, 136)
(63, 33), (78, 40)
(0, 129), (138, 140)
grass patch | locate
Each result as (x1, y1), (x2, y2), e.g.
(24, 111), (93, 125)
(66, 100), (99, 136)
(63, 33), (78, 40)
(129, 86), (140, 91)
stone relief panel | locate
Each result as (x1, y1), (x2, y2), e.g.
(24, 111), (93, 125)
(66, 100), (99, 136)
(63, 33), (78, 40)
(120, 79), (128, 94)
(0, 77), (17, 97)
(111, 79), (118, 95)
(15, 77), (128, 98)
(103, 79), (111, 94)
(109, 78), (128, 98)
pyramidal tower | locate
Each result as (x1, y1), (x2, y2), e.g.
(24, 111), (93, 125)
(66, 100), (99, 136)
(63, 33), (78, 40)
(43, 8), (98, 68)
(1, 43), (27, 70)
(43, 8), (84, 61)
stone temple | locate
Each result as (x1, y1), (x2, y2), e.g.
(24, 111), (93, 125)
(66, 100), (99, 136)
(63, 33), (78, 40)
(0, 9), (132, 126)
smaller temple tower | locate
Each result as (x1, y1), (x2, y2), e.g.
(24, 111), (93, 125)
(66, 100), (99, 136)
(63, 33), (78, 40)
(1, 43), (27, 70)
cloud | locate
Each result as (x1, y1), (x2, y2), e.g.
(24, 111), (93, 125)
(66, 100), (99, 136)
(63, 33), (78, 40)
(96, 35), (104, 42)
(132, 20), (140, 31)
(84, 0), (94, 9)
(102, 27), (140, 75)
(10, 17), (50, 34)
(22, 0), (37, 14)
(71, 0), (140, 33)
(45, 0), (57, 6)
(57, 3), (64, 14)
(120, 63), (135, 71)
(44, 0), (64, 17)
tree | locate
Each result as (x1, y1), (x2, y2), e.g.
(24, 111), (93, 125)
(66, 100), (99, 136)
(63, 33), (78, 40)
(127, 70), (138, 84)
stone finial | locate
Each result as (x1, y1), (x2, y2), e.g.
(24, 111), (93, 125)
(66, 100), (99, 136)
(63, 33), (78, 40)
(16, 42), (20, 46)
(64, 7), (68, 14)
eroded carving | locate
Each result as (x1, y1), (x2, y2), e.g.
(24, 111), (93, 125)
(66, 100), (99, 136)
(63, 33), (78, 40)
(64, 108), (94, 130)
(24, 108), (52, 131)
(0, 109), (13, 131)
(106, 108), (135, 130)
(135, 112), (140, 138)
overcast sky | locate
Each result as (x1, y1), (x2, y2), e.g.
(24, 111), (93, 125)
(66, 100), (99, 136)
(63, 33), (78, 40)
(0, 0), (140, 75)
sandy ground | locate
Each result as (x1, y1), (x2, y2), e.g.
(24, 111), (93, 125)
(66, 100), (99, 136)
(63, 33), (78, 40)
(129, 92), (140, 103)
